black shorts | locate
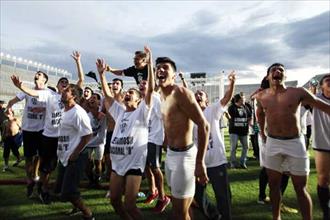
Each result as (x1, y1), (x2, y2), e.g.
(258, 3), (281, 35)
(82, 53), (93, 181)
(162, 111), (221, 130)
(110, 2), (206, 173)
(146, 142), (162, 168)
(104, 131), (113, 154)
(57, 154), (86, 201)
(39, 135), (58, 173)
(22, 130), (43, 158)
(112, 168), (143, 177)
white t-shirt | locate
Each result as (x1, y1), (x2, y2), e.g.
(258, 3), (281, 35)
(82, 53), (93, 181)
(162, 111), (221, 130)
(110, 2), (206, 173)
(16, 92), (46, 132)
(109, 100), (151, 176)
(148, 93), (164, 145)
(37, 89), (64, 137)
(312, 93), (330, 151)
(57, 104), (92, 167)
(194, 102), (227, 168)
(86, 112), (107, 148)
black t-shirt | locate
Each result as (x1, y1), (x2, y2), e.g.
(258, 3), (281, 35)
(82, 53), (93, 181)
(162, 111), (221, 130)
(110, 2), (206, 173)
(123, 66), (148, 85)
(228, 104), (252, 135)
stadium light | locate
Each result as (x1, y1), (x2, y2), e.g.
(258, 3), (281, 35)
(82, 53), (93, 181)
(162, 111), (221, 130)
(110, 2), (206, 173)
(24, 59), (28, 63)
(18, 57), (23, 62)
(28, 60), (33, 64)
(42, 64), (46, 68)
(47, 65), (50, 69)
(0, 52), (4, 57)
(34, 62), (38, 66)
(6, 54), (11, 59)
(12, 56), (17, 60)
(50, 67), (54, 70)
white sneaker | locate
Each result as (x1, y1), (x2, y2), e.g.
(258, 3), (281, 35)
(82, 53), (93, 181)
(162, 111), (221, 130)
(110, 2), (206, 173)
(2, 165), (9, 172)
(105, 190), (111, 198)
(34, 176), (40, 182)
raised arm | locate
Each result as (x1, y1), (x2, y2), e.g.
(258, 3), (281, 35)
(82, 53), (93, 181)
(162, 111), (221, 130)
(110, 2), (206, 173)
(106, 65), (124, 76)
(144, 46), (154, 107)
(71, 51), (84, 88)
(178, 71), (188, 88)
(96, 59), (114, 109)
(301, 88), (330, 115)
(11, 75), (39, 97)
(176, 87), (209, 184)
(220, 70), (236, 106)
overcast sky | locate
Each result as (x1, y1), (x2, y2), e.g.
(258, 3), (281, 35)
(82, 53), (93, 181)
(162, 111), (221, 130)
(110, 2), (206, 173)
(1, 1), (329, 85)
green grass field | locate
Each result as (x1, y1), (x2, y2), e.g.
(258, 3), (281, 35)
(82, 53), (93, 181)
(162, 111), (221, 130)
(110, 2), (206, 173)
(0, 133), (323, 220)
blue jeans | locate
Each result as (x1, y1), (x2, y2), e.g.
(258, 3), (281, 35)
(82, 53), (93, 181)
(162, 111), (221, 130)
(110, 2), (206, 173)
(229, 134), (248, 166)
(195, 164), (232, 220)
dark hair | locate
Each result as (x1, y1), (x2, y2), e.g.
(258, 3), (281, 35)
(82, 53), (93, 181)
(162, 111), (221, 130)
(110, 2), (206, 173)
(320, 74), (330, 85)
(267, 63), (285, 75)
(135, 51), (147, 58)
(113, 78), (124, 87)
(231, 93), (242, 104)
(57, 77), (69, 85)
(260, 76), (270, 89)
(84, 86), (93, 94)
(36, 71), (49, 83)
(68, 84), (83, 103)
(155, 57), (177, 72)
(47, 86), (56, 92)
(93, 92), (101, 100)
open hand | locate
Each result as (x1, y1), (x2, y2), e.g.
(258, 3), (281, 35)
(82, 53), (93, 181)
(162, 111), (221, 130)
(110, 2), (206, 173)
(11, 75), (23, 88)
(71, 51), (81, 62)
(96, 58), (107, 74)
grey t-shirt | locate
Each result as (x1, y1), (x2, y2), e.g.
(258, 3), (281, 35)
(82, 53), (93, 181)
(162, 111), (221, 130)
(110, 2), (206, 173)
(312, 93), (330, 151)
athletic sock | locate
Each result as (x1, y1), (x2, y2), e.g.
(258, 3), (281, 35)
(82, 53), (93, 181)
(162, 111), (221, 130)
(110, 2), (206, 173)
(317, 185), (329, 219)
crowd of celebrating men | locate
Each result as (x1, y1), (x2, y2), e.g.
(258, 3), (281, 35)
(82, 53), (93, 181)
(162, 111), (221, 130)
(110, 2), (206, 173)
(1, 46), (330, 220)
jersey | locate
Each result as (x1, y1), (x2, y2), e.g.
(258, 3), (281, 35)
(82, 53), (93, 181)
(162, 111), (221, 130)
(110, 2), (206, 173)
(57, 104), (92, 167)
(108, 100), (151, 176)
(17, 92), (46, 132)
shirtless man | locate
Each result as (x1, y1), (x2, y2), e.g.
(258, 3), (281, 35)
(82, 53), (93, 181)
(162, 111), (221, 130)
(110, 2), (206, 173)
(311, 74), (330, 220)
(156, 56), (209, 220)
(2, 108), (22, 171)
(255, 63), (330, 220)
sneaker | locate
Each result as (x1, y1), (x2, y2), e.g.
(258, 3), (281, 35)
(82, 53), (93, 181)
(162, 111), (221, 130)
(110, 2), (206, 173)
(66, 207), (82, 216)
(257, 196), (270, 205)
(39, 191), (51, 204)
(281, 203), (298, 214)
(105, 190), (111, 198)
(27, 182), (35, 198)
(13, 158), (23, 167)
(152, 196), (171, 213)
(240, 163), (247, 169)
(2, 165), (9, 172)
(34, 175), (40, 182)
(144, 190), (159, 204)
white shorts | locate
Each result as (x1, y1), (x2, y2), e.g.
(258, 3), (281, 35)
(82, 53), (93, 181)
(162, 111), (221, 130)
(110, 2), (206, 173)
(264, 153), (310, 176)
(165, 146), (197, 199)
(264, 136), (309, 176)
(86, 147), (104, 161)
